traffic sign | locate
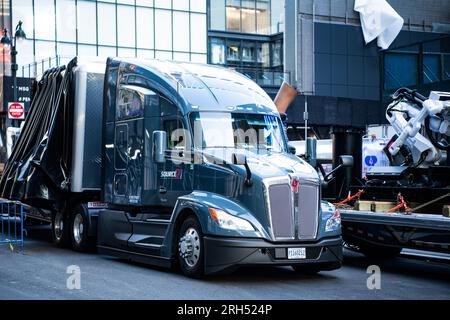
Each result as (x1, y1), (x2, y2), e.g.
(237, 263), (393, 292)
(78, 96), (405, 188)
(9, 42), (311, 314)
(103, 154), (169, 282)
(8, 102), (25, 120)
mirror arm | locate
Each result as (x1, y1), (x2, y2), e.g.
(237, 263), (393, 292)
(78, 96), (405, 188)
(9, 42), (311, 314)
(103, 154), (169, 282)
(318, 163), (327, 178)
(324, 164), (343, 182)
(244, 162), (253, 186)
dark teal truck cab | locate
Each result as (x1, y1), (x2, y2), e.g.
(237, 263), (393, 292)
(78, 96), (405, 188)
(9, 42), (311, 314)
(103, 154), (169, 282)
(97, 58), (342, 276)
(1, 57), (342, 277)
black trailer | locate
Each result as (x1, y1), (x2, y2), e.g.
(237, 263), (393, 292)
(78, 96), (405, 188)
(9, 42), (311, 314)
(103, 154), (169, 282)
(340, 209), (450, 257)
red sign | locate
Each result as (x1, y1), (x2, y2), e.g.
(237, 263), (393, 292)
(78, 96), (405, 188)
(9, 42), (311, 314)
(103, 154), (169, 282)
(8, 102), (25, 120)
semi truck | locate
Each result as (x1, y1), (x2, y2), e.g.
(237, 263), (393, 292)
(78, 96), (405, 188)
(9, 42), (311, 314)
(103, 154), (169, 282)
(0, 57), (343, 277)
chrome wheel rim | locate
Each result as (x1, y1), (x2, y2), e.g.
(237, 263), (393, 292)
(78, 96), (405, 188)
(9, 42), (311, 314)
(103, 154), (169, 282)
(73, 213), (84, 244)
(179, 227), (201, 267)
(54, 212), (64, 240)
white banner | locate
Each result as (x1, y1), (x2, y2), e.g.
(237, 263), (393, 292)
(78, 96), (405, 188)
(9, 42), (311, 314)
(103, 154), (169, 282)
(354, 0), (404, 50)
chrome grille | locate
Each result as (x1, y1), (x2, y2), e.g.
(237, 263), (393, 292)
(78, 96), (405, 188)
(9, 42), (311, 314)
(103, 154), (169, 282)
(297, 181), (319, 239)
(265, 177), (319, 241)
(267, 184), (294, 239)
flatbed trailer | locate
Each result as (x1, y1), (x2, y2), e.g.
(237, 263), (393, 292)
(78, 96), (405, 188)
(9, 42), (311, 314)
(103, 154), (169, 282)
(341, 209), (450, 256)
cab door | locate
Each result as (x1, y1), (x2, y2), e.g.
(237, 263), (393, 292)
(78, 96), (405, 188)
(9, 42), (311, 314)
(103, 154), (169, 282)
(156, 96), (193, 207)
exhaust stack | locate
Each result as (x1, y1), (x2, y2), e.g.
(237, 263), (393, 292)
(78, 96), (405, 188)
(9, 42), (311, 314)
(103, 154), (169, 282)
(274, 81), (300, 114)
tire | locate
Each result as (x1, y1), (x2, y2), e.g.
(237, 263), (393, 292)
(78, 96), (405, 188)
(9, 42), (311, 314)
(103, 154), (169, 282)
(51, 210), (70, 248)
(177, 216), (205, 278)
(359, 243), (401, 259)
(70, 205), (95, 252)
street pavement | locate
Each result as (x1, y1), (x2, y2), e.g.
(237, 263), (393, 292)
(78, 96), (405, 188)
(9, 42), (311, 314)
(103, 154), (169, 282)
(0, 226), (449, 300)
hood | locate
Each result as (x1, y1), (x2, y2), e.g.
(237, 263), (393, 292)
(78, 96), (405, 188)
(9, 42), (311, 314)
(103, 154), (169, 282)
(201, 148), (319, 183)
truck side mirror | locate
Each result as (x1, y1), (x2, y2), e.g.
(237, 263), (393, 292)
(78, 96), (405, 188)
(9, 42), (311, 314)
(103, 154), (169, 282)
(287, 142), (296, 155)
(232, 153), (247, 165)
(339, 155), (354, 168)
(323, 155), (354, 182)
(153, 131), (167, 163)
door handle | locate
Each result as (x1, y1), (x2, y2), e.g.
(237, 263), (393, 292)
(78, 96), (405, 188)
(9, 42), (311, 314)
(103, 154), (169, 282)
(158, 186), (167, 194)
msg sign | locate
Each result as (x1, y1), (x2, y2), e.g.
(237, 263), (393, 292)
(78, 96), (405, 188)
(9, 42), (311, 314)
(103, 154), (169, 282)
(8, 102), (25, 120)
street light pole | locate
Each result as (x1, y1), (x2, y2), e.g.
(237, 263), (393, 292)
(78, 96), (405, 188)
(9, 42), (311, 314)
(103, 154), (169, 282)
(1, 21), (26, 128)
(11, 33), (18, 111)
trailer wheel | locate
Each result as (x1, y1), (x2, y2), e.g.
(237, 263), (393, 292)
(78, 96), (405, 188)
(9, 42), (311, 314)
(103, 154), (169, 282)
(177, 216), (205, 278)
(51, 210), (70, 247)
(70, 205), (95, 252)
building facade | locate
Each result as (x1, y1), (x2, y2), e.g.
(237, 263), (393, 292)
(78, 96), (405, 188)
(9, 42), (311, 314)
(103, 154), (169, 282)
(284, 0), (450, 139)
(1, 0), (207, 78)
(207, 0), (285, 91)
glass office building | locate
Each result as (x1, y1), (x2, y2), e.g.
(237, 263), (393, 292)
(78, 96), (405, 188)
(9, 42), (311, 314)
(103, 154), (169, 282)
(3, 0), (207, 77)
(208, 0), (285, 88)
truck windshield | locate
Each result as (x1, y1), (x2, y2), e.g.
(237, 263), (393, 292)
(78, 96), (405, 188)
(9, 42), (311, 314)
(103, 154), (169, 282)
(190, 112), (286, 153)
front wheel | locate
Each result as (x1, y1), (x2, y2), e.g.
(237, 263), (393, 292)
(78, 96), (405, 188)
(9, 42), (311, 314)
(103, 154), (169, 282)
(178, 216), (205, 278)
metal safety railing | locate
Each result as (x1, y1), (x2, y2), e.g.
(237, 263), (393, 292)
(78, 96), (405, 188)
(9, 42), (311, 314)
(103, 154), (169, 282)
(0, 200), (24, 251)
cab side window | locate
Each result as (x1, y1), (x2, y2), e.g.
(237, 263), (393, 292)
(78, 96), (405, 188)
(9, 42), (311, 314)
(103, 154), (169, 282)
(116, 88), (144, 120)
(164, 119), (186, 150)
(160, 96), (187, 152)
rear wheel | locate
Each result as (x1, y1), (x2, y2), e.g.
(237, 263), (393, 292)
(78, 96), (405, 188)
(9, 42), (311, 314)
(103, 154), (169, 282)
(177, 216), (204, 278)
(70, 205), (95, 252)
(51, 210), (70, 247)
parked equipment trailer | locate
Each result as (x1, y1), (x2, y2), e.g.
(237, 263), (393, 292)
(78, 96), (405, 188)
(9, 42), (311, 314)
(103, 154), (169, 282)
(0, 57), (343, 277)
(326, 88), (450, 257)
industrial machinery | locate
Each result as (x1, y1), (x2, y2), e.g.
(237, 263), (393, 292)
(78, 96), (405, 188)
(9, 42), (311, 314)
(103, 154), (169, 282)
(339, 88), (450, 257)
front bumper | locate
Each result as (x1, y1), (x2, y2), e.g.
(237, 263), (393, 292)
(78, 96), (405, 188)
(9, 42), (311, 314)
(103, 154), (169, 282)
(204, 236), (343, 274)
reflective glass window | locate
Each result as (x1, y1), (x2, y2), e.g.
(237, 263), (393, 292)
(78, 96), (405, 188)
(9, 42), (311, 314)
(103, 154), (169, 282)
(155, 9), (172, 51)
(118, 5), (136, 48)
(98, 3), (117, 46)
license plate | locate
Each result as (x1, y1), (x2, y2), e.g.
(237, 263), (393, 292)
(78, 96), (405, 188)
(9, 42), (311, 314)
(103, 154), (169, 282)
(288, 247), (306, 259)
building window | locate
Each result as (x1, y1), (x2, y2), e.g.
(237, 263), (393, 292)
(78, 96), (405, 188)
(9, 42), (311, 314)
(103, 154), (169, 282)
(257, 42), (270, 67)
(98, 2), (117, 46)
(423, 54), (441, 84)
(256, 0), (270, 34)
(209, 37), (279, 70)
(211, 0), (282, 35)
(77, 1), (97, 45)
(272, 39), (282, 67)
(242, 45), (255, 62)
(384, 53), (419, 90)
(270, 0), (284, 34)
(227, 43), (240, 62)
(226, 0), (241, 32)
(210, 39), (226, 64)
(241, 0), (256, 34)
(210, 0), (226, 30)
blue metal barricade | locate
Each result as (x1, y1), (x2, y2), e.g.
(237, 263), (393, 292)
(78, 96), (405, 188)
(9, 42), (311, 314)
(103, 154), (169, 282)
(0, 200), (24, 250)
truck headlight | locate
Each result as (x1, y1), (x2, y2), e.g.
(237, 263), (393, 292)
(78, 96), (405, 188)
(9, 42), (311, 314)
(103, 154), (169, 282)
(325, 209), (341, 232)
(209, 208), (254, 231)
